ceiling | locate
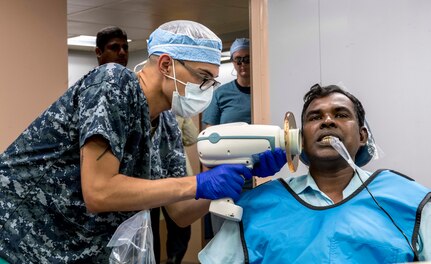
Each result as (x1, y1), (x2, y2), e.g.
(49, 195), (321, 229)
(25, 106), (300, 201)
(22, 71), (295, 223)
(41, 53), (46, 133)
(67, 0), (250, 52)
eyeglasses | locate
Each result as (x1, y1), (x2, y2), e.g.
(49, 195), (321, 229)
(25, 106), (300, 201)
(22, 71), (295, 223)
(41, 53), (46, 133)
(176, 60), (220, 90)
(232, 56), (250, 65)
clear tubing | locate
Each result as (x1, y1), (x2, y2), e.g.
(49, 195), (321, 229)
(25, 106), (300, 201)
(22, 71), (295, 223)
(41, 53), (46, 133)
(325, 136), (355, 169)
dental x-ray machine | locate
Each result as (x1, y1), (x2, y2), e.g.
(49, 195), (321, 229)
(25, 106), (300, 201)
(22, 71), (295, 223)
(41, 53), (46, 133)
(197, 112), (302, 221)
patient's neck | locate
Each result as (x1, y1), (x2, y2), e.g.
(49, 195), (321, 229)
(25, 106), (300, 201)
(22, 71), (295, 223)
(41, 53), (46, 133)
(310, 166), (355, 203)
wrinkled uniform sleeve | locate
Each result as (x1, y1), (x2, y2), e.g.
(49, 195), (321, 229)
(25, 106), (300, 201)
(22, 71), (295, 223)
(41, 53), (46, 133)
(78, 64), (136, 161)
(198, 220), (244, 264)
(151, 111), (186, 179)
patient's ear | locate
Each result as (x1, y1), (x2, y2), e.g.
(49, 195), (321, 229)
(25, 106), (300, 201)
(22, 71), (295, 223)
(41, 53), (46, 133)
(359, 126), (368, 146)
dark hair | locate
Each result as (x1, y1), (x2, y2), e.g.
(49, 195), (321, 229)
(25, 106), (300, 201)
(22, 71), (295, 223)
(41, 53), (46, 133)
(301, 83), (366, 127)
(96, 26), (127, 51)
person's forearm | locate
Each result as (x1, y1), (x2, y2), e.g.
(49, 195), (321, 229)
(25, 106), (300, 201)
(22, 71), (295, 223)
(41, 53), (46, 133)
(165, 198), (211, 227)
(81, 136), (200, 213)
(83, 173), (198, 213)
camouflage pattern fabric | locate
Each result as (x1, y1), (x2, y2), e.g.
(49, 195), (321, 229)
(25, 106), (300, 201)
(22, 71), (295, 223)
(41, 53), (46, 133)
(0, 63), (185, 263)
(151, 110), (186, 180)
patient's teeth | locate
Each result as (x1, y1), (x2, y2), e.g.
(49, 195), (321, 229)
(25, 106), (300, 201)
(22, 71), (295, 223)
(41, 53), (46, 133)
(322, 136), (332, 143)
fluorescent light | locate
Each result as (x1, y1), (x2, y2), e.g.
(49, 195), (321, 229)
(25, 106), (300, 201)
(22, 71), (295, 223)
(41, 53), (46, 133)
(67, 35), (97, 47)
(67, 35), (132, 47)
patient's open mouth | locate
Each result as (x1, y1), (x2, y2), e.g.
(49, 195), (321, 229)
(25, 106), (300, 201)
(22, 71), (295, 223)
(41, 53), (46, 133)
(322, 136), (334, 143)
(319, 135), (340, 145)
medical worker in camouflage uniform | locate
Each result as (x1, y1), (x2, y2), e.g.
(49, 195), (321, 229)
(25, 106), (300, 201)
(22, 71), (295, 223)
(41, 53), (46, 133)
(0, 20), (266, 263)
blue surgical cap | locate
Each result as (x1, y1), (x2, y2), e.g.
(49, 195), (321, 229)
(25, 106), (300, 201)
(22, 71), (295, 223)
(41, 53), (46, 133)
(147, 20), (222, 66)
(230, 38), (250, 57)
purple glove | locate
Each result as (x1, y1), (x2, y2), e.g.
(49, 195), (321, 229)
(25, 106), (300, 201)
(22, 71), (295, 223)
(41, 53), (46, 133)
(251, 148), (287, 177)
(196, 164), (252, 201)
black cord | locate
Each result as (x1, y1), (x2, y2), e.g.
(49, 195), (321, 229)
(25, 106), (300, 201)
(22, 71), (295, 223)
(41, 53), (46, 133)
(355, 168), (419, 260)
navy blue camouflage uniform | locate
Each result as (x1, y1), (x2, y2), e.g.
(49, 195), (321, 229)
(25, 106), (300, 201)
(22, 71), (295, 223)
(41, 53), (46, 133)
(0, 63), (186, 263)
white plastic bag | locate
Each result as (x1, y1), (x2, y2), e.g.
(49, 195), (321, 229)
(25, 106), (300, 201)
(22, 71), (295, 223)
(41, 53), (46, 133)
(107, 210), (155, 264)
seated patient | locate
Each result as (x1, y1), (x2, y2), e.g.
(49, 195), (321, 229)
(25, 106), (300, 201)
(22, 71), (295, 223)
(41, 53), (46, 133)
(199, 84), (431, 263)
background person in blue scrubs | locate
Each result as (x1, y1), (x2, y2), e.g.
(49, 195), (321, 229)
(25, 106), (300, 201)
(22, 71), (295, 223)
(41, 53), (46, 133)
(202, 38), (251, 126)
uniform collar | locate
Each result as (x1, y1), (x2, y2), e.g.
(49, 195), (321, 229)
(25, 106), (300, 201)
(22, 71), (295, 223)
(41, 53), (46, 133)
(287, 167), (372, 201)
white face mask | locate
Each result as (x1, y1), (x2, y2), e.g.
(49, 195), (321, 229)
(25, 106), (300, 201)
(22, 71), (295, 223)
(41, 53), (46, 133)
(166, 61), (214, 118)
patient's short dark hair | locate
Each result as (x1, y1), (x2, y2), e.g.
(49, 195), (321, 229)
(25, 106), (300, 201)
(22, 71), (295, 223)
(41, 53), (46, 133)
(301, 83), (366, 127)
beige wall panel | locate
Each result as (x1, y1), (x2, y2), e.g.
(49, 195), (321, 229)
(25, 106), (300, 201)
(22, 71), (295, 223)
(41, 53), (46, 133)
(0, 0), (67, 152)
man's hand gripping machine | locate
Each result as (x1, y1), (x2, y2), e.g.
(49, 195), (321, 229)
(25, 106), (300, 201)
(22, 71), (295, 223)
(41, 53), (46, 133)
(197, 112), (302, 221)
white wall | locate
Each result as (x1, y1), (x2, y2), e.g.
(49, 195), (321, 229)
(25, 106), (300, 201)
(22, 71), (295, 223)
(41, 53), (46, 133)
(0, 0), (67, 152)
(268, 0), (431, 187)
(68, 50), (97, 86)
(68, 49), (148, 86)
(218, 62), (236, 85)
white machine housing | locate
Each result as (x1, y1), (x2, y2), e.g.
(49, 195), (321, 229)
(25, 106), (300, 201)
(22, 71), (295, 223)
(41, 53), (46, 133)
(197, 118), (301, 222)
(198, 122), (301, 168)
